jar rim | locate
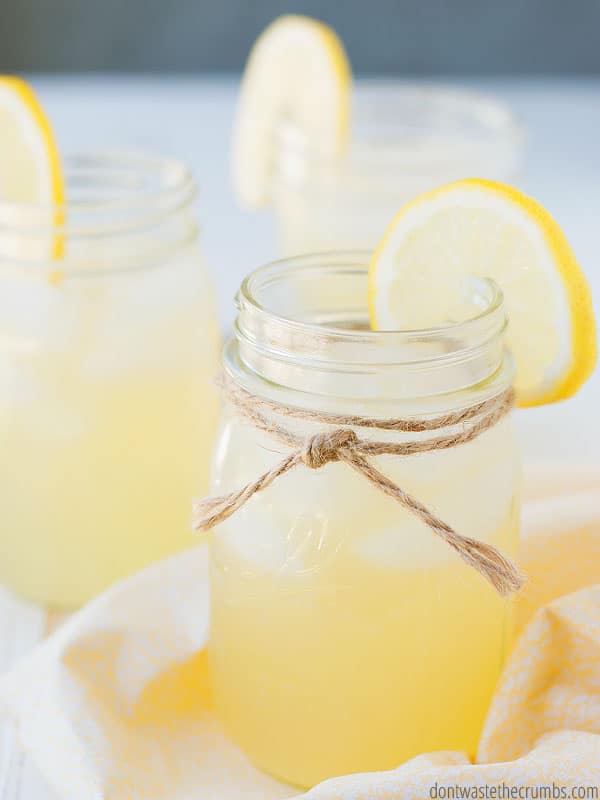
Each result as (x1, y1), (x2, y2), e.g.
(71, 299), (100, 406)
(237, 249), (506, 347)
(231, 251), (511, 405)
(0, 151), (197, 237)
(275, 83), (523, 180)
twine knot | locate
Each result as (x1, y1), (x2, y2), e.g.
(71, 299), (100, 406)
(301, 429), (358, 469)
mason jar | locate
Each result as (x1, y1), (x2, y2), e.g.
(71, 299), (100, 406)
(0, 153), (221, 608)
(273, 85), (523, 254)
(208, 252), (520, 788)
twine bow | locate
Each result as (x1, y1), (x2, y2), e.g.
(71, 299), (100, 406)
(194, 375), (524, 596)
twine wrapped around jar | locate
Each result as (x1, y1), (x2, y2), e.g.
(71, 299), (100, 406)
(194, 373), (524, 596)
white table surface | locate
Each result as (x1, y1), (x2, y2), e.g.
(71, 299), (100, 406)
(1, 75), (599, 799)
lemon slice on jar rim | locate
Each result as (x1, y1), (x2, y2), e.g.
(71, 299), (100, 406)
(0, 76), (63, 205)
(368, 178), (596, 407)
(0, 76), (65, 266)
(232, 14), (351, 209)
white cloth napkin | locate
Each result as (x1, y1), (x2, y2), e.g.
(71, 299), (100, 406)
(0, 461), (599, 799)
(0, 586), (47, 800)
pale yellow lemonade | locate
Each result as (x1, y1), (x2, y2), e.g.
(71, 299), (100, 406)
(209, 255), (519, 788)
(0, 155), (221, 607)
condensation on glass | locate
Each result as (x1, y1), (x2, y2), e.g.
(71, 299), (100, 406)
(209, 252), (520, 788)
(273, 86), (523, 254)
(0, 153), (221, 608)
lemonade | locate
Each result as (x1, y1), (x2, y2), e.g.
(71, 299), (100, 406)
(210, 416), (518, 787)
(0, 153), (221, 607)
(207, 253), (520, 787)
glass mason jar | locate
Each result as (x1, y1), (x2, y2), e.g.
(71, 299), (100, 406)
(273, 85), (523, 255)
(209, 252), (520, 788)
(0, 153), (221, 608)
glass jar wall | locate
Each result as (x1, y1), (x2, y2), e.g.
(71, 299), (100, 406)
(0, 153), (221, 607)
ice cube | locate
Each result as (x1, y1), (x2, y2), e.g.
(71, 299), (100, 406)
(80, 246), (218, 381)
(354, 518), (454, 569)
(216, 509), (306, 575)
(0, 274), (82, 355)
(214, 500), (343, 577)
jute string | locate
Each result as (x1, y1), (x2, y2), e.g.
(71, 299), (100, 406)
(193, 374), (524, 596)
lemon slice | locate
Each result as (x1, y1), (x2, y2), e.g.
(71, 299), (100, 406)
(0, 76), (63, 205)
(369, 179), (596, 407)
(232, 15), (351, 209)
(0, 76), (64, 266)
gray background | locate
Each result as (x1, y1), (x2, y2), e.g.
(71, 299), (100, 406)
(2, 0), (600, 74)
